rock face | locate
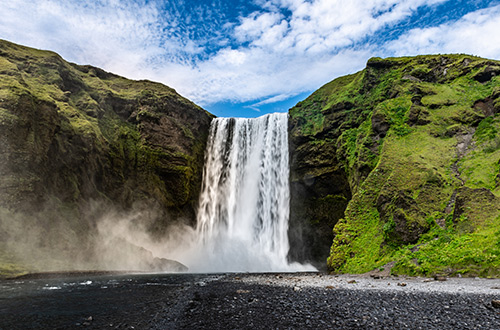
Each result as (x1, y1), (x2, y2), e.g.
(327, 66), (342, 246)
(289, 54), (500, 276)
(0, 40), (213, 274)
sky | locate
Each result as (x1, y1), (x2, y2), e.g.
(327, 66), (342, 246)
(1, 0), (500, 117)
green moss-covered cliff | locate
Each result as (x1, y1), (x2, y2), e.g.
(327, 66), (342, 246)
(289, 54), (500, 276)
(0, 40), (213, 276)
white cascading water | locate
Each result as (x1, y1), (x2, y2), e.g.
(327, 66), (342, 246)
(191, 112), (310, 272)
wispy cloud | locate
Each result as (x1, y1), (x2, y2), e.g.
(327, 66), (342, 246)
(166, 0), (451, 105)
(386, 4), (500, 59)
(252, 93), (296, 107)
(0, 0), (499, 113)
(0, 0), (167, 72)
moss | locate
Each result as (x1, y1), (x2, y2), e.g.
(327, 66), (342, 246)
(388, 213), (500, 277)
(461, 115), (500, 194)
(375, 97), (412, 136)
(0, 39), (213, 276)
(291, 53), (500, 275)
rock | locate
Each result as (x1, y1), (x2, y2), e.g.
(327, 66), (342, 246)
(366, 57), (398, 69)
(472, 65), (500, 83)
(150, 257), (188, 273)
(291, 54), (500, 276)
(491, 300), (500, 308)
(98, 237), (188, 272)
(408, 105), (431, 126)
(434, 275), (447, 282)
(402, 75), (421, 82)
(474, 98), (496, 116)
(452, 187), (499, 232)
(236, 289), (250, 294)
(376, 192), (429, 245)
(371, 112), (390, 138)
(0, 39), (213, 274)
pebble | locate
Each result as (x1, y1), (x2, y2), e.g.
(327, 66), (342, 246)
(434, 275), (447, 282)
(2, 273), (500, 329)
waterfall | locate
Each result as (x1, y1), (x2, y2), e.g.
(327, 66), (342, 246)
(192, 112), (306, 272)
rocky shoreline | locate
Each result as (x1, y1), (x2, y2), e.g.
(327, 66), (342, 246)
(1, 272), (499, 329)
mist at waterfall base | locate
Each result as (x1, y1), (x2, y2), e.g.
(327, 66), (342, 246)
(165, 113), (315, 273)
(0, 113), (314, 274)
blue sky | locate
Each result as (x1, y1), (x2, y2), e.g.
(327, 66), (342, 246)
(1, 0), (500, 117)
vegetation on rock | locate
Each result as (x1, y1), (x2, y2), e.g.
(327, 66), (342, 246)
(289, 54), (500, 276)
(0, 40), (213, 277)
(2, 39), (499, 278)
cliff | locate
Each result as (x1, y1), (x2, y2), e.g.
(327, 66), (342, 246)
(289, 54), (500, 276)
(0, 40), (213, 276)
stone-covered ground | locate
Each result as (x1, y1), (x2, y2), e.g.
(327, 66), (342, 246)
(1, 272), (499, 329)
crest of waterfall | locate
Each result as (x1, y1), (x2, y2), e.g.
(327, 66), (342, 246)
(192, 112), (306, 272)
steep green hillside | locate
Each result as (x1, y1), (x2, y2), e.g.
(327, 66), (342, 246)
(289, 54), (500, 276)
(0, 40), (213, 277)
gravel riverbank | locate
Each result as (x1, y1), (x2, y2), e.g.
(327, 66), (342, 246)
(1, 272), (499, 329)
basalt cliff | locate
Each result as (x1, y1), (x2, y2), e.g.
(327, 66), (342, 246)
(0, 40), (212, 276)
(289, 54), (500, 276)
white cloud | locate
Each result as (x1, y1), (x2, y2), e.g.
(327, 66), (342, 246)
(250, 93), (298, 107)
(166, 0), (451, 105)
(1, 0), (499, 112)
(159, 46), (372, 105)
(387, 4), (500, 59)
(0, 0), (171, 75)
(213, 49), (247, 66)
(235, 11), (285, 42)
(248, 0), (449, 53)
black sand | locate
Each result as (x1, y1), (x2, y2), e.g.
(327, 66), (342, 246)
(1, 272), (499, 329)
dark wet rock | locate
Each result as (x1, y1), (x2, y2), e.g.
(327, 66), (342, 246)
(434, 275), (448, 282)
(472, 65), (500, 83)
(371, 112), (390, 138)
(408, 104), (431, 126)
(474, 98), (497, 116)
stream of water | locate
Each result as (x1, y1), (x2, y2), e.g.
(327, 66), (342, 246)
(191, 113), (311, 272)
